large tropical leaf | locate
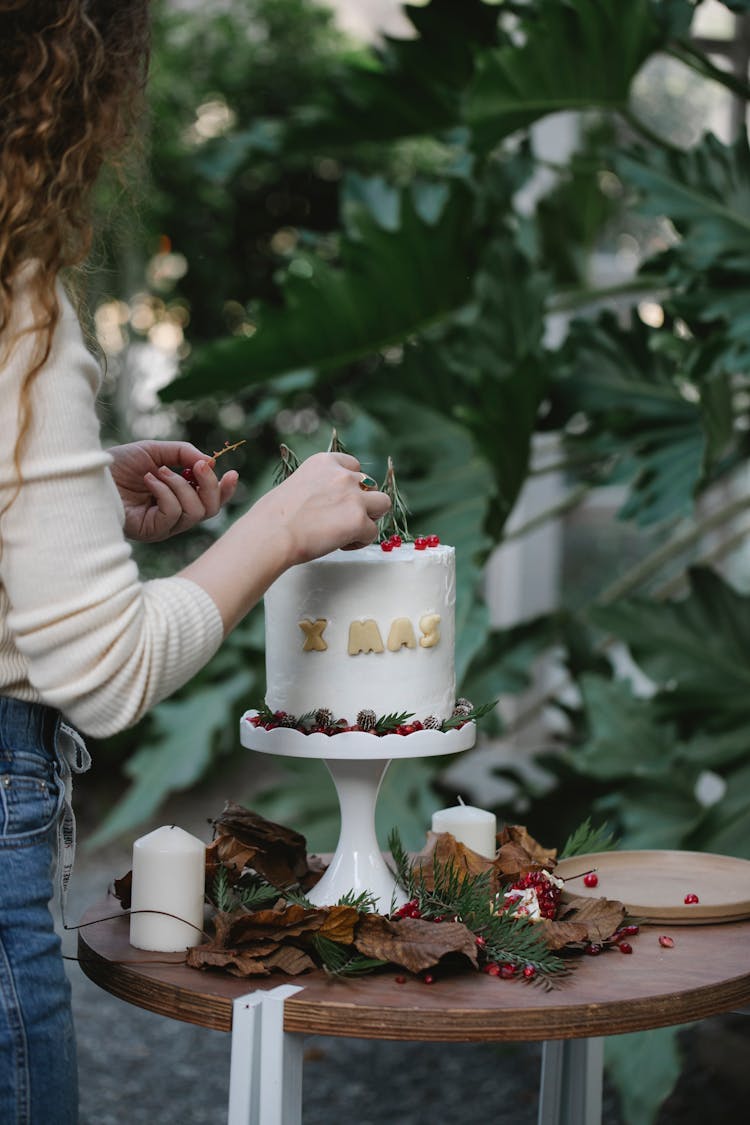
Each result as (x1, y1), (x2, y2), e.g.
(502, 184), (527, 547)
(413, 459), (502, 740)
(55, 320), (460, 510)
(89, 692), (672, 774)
(554, 312), (706, 526)
(616, 133), (750, 270)
(592, 567), (750, 733)
(88, 670), (254, 847)
(281, 0), (500, 150)
(571, 675), (678, 781)
(161, 183), (477, 401)
(466, 0), (665, 149)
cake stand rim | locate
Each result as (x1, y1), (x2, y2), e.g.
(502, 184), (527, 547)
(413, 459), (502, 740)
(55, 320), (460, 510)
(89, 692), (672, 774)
(239, 710), (476, 760)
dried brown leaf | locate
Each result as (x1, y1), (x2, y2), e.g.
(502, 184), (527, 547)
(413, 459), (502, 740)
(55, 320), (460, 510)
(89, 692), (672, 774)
(211, 801), (315, 889)
(558, 895), (626, 944)
(186, 946), (271, 977)
(411, 831), (495, 892)
(354, 914), (478, 974)
(496, 825), (557, 871)
(539, 919), (590, 950)
(318, 905), (360, 945)
(113, 870), (132, 910)
(212, 903), (328, 949)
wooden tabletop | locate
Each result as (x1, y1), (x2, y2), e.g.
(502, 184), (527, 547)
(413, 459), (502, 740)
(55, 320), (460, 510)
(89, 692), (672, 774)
(77, 896), (750, 1043)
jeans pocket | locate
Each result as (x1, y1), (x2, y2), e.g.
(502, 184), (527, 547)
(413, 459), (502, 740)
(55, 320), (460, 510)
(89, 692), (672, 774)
(0, 771), (61, 841)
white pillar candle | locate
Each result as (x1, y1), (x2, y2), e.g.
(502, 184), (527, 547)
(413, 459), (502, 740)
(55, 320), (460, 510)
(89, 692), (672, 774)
(129, 825), (206, 952)
(431, 803), (497, 858)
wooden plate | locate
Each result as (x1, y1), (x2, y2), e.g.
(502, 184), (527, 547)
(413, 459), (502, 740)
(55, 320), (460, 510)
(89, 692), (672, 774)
(555, 849), (750, 924)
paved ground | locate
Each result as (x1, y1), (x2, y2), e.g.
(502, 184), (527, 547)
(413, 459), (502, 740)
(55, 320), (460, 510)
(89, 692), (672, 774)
(59, 777), (749, 1125)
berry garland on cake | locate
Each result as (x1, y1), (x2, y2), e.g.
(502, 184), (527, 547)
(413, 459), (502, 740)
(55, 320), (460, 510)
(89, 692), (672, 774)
(246, 699), (495, 736)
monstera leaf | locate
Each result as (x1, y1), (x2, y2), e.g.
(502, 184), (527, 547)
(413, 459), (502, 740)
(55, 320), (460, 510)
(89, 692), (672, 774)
(161, 183), (477, 401)
(555, 312), (707, 526)
(466, 0), (665, 149)
(283, 0), (500, 150)
(592, 567), (750, 734)
(616, 133), (750, 270)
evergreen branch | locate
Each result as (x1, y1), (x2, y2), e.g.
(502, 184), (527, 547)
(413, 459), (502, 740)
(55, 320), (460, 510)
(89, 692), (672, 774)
(313, 935), (388, 977)
(559, 817), (617, 860)
(388, 828), (417, 899)
(374, 710), (414, 734)
(326, 428), (351, 455)
(441, 701), (496, 730)
(273, 442), (301, 485)
(211, 865), (235, 913)
(336, 889), (379, 912)
(283, 888), (316, 909)
(378, 456), (412, 541)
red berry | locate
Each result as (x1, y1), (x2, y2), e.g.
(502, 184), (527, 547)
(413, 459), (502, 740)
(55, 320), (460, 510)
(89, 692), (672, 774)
(618, 942), (633, 954)
(475, 935), (486, 948)
(380, 541), (394, 552)
(182, 467), (198, 489)
(423, 974), (435, 985)
(684, 893), (700, 904)
(414, 538), (427, 550)
(484, 963), (501, 976)
(522, 965), (536, 980)
(390, 535), (402, 547)
(411, 720), (424, 731)
(426, 534), (440, 547)
(583, 872), (598, 888)
(500, 964), (516, 979)
(395, 976), (407, 984)
(584, 943), (602, 956)
(659, 935), (675, 949)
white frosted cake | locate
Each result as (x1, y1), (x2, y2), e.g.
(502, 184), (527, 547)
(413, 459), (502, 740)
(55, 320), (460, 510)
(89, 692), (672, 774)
(263, 541), (456, 723)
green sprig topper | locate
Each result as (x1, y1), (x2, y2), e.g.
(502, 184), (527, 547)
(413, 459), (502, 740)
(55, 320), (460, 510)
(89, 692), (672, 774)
(272, 434), (412, 543)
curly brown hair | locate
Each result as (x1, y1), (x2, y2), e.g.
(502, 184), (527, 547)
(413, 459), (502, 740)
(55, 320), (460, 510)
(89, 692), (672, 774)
(0, 0), (151, 497)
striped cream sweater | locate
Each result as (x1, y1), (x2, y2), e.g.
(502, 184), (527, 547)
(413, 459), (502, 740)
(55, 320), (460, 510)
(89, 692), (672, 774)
(0, 268), (224, 738)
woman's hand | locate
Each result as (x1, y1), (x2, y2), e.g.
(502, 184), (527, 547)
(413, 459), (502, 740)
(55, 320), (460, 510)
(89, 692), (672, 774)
(251, 451), (391, 565)
(108, 440), (239, 543)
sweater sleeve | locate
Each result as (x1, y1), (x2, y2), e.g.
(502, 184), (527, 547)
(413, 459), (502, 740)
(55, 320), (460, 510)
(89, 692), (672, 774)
(0, 273), (224, 737)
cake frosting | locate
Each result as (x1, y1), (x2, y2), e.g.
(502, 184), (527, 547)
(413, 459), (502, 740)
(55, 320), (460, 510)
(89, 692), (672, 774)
(263, 542), (456, 722)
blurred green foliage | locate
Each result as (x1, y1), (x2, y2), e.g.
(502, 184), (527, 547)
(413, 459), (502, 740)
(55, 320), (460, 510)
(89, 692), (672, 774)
(86, 4), (750, 1117)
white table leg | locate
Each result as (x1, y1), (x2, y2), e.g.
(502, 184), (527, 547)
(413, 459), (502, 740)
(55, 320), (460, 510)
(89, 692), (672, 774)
(538, 1037), (604, 1125)
(228, 985), (304, 1125)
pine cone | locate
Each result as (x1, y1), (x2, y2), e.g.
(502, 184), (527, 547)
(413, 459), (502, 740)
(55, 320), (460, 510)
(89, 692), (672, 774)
(314, 707), (334, 729)
(356, 709), (377, 732)
(279, 713), (298, 728)
(422, 715), (442, 730)
(452, 697), (474, 717)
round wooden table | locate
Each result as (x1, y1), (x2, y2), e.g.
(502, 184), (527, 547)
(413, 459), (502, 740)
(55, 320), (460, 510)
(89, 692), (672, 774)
(78, 896), (750, 1125)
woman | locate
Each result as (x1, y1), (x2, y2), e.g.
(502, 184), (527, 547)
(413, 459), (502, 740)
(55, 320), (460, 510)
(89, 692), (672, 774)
(0, 3), (389, 1121)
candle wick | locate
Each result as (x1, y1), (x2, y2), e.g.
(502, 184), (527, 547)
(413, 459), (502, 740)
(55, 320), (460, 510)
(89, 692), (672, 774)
(457, 795), (465, 806)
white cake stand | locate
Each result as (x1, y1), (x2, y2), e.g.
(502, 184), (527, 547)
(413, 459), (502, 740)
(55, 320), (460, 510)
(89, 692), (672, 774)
(240, 711), (476, 912)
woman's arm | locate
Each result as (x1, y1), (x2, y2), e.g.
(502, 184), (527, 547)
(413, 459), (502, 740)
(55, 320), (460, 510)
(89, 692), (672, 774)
(180, 451), (389, 634)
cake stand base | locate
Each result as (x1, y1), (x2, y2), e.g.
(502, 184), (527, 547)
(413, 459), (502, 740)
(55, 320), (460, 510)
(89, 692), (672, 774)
(240, 712), (476, 913)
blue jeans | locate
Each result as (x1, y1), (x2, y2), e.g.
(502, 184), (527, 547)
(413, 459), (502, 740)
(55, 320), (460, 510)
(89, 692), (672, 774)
(0, 698), (82, 1125)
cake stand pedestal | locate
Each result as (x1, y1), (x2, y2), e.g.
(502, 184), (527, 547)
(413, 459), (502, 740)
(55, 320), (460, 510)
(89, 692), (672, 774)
(240, 711), (476, 912)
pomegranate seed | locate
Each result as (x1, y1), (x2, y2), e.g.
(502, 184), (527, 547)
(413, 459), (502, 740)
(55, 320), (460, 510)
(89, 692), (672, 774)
(484, 962), (501, 976)
(684, 893), (700, 904)
(475, 935), (486, 948)
(620, 924), (640, 937)
(618, 942), (633, 954)
(522, 965), (536, 979)
(381, 541), (394, 552)
(658, 935), (675, 949)
(395, 976), (407, 984)
(423, 974), (435, 985)
(500, 964), (516, 979)
(584, 943), (602, 956)
(583, 872), (598, 888)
